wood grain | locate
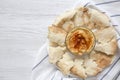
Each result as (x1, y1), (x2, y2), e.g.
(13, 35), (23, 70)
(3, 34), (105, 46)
(0, 0), (76, 80)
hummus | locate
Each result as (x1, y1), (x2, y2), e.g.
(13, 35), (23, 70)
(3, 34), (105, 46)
(66, 27), (95, 55)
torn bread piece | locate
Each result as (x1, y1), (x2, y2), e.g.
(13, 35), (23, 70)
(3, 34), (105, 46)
(74, 10), (84, 27)
(83, 12), (90, 25)
(71, 58), (87, 78)
(48, 26), (67, 46)
(53, 9), (77, 27)
(90, 51), (113, 68)
(73, 7), (89, 27)
(88, 8), (110, 29)
(57, 52), (74, 75)
(62, 20), (75, 32)
(95, 27), (117, 43)
(71, 55), (101, 78)
(84, 58), (101, 76)
(49, 41), (58, 47)
(95, 38), (117, 55)
(49, 46), (66, 64)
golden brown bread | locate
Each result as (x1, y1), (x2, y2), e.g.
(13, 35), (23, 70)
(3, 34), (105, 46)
(71, 55), (101, 78)
(49, 46), (66, 64)
(88, 8), (110, 29)
(94, 27), (117, 43)
(53, 9), (77, 27)
(90, 51), (113, 68)
(56, 52), (74, 75)
(48, 6), (118, 79)
(84, 59), (101, 76)
(95, 38), (117, 55)
(48, 26), (67, 46)
(71, 58), (87, 78)
(62, 20), (75, 32)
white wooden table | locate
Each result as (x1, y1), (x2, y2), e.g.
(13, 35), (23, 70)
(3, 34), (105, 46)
(0, 0), (119, 80)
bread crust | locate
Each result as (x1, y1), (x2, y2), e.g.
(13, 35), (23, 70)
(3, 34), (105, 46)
(48, 6), (118, 79)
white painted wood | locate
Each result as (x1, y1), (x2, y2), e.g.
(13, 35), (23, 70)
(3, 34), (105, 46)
(0, 0), (76, 80)
(0, 0), (119, 80)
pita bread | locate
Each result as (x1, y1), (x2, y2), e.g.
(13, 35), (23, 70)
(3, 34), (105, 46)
(71, 58), (87, 78)
(90, 51), (113, 68)
(95, 38), (117, 55)
(95, 27), (116, 43)
(88, 8), (110, 29)
(49, 46), (66, 64)
(57, 52), (74, 75)
(48, 26), (67, 46)
(84, 59), (101, 76)
(62, 20), (75, 32)
(48, 6), (118, 79)
(53, 9), (77, 27)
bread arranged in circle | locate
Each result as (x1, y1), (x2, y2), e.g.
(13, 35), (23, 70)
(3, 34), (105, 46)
(48, 7), (118, 78)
